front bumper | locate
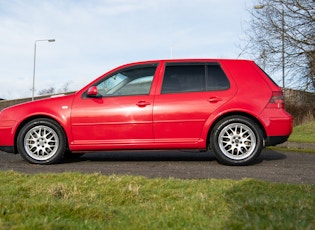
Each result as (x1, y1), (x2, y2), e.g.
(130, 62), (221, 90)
(0, 120), (18, 153)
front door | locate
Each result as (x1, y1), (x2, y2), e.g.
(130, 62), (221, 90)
(70, 65), (158, 150)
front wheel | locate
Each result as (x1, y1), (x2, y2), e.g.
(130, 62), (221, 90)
(210, 116), (263, 166)
(17, 118), (67, 164)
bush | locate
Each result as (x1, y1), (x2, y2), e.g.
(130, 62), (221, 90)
(285, 102), (314, 125)
(284, 89), (315, 125)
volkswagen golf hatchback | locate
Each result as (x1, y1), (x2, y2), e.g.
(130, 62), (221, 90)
(0, 59), (293, 165)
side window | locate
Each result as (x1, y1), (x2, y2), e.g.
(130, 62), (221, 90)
(162, 65), (205, 94)
(207, 65), (230, 90)
(97, 73), (127, 95)
(96, 66), (157, 96)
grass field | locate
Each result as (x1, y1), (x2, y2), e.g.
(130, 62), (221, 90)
(289, 120), (315, 143)
(0, 171), (314, 229)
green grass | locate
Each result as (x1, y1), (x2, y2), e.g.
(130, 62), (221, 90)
(289, 120), (315, 143)
(0, 171), (314, 229)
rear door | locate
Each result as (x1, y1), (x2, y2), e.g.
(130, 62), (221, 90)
(153, 62), (235, 147)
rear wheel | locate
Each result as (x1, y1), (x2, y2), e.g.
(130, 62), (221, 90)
(210, 116), (263, 166)
(17, 118), (67, 164)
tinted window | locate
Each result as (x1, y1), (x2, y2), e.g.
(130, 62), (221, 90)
(162, 65), (205, 94)
(161, 63), (229, 94)
(207, 65), (230, 90)
(96, 66), (157, 96)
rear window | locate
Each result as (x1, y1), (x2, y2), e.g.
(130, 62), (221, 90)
(161, 63), (230, 94)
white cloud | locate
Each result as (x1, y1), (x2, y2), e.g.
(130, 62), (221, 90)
(0, 0), (251, 99)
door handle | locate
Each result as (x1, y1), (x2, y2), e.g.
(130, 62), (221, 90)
(208, 97), (222, 103)
(136, 101), (151, 107)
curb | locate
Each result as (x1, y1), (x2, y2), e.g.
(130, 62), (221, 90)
(278, 142), (315, 150)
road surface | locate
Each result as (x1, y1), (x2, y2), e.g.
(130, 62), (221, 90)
(0, 149), (314, 184)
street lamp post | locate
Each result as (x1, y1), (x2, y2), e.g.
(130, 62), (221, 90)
(254, 3), (285, 89)
(281, 5), (285, 90)
(32, 39), (55, 101)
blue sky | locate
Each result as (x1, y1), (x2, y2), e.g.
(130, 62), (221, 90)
(0, 0), (253, 99)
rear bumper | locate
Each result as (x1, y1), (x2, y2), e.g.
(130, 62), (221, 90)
(259, 109), (292, 147)
(260, 109), (293, 137)
(265, 136), (290, 146)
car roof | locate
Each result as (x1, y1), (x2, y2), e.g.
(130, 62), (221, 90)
(115, 58), (254, 69)
(129, 58), (252, 64)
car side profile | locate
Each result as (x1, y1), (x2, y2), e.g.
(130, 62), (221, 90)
(0, 59), (293, 165)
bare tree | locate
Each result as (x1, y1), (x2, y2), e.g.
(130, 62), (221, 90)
(38, 87), (55, 96)
(58, 82), (71, 93)
(242, 0), (314, 91)
(38, 82), (72, 96)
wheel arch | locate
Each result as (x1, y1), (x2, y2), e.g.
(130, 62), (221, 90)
(206, 111), (267, 149)
(14, 115), (70, 153)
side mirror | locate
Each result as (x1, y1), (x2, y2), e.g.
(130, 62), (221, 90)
(87, 86), (100, 97)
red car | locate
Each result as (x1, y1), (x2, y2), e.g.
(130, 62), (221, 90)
(0, 59), (293, 165)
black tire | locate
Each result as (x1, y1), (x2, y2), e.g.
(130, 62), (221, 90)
(17, 118), (67, 164)
(210, 116), (263, 166)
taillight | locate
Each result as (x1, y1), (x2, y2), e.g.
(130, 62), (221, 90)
(267, 91), (284, 109)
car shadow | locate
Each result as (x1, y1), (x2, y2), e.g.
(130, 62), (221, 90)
(62, 150), (215, 163)
(60, 149), (287, 165)
(252, 148), (287, 164)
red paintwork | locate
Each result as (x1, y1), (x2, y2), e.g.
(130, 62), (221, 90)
(0, 59), (293, 153)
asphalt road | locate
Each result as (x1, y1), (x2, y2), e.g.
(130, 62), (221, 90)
(0, 149), (314, 184)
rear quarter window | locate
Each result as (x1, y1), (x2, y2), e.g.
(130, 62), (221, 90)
(207, 65), (230, 90)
